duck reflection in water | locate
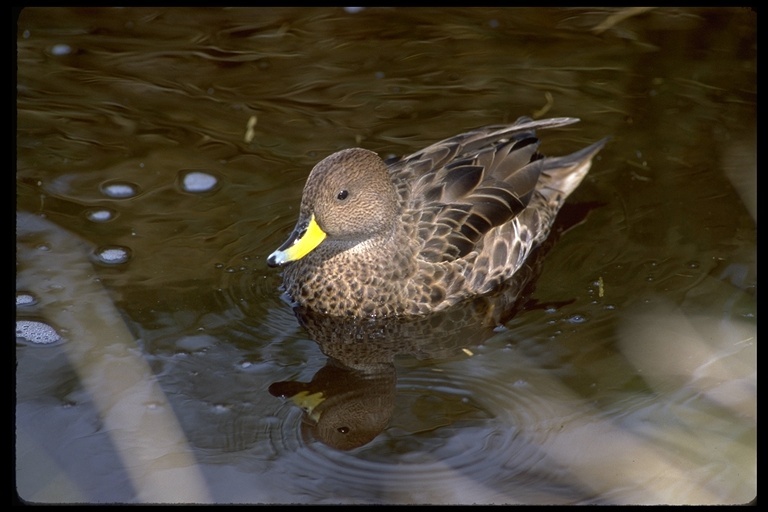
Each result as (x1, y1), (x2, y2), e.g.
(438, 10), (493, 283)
(269, 356), (397, 451)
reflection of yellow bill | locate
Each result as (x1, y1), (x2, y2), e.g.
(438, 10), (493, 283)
(267, 214), (327, 266)
(292, 390), (326, 422)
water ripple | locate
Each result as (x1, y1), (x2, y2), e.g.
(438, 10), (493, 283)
(264, 343), (600, 503)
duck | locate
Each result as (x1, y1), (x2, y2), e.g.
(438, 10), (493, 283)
(267, 116), (607, 318)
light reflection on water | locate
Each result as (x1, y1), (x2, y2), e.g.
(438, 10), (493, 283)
(16, 7), (755, 505)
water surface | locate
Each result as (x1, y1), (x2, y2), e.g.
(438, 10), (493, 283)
(16, 7), (755, 505)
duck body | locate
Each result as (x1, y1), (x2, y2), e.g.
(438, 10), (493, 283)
(267, 116), (607, 318)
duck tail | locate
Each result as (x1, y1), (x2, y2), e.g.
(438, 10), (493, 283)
(538, 137), (609, 202)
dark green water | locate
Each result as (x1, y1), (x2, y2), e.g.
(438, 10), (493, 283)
(16, 7), (755, 504)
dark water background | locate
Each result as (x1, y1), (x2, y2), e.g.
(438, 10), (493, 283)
(16, 7), (755, 504)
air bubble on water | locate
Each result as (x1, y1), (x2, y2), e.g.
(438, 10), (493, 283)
(566, 313), (589, 324)
(144, 401), (164, 410)
(51, 44), (72, 56)
(179, 171), (219, 193)
(176, 334), (216, 352)
(85, 208), (116, 223)
(16, 293), (38, 307)
(101, 181), (140, 199)
(16, 320), (61, 345)
(95, 246), (131, 265)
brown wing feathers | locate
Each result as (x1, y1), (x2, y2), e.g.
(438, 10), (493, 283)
(408, 131), (545, 262)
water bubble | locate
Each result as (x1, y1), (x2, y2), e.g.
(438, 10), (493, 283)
(16, 293), (37, 307)
(178, 170), (219, 194)
(16, 320), (61, 345)
(101, 181), (140, 199)
(94, 245), (131, 265)
(566, 314), (588, 324)
(176, 334), (216, 352)
(85, 208), (116, 223)
(51, 44), (72, 56)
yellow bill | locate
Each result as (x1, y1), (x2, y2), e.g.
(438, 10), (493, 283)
(267, 214), (327, 267)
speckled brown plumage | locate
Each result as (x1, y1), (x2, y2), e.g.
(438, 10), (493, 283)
(267, 116), (607, 318)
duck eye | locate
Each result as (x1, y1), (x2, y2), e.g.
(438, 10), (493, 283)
(337, 190), (349, 201)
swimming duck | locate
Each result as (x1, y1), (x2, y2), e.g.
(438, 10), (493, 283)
(267, 116), (606, 318)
